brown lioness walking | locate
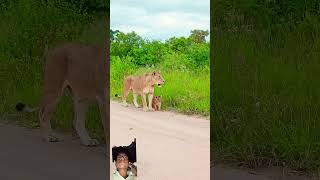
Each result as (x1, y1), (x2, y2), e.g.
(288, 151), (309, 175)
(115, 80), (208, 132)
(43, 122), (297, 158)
(122, 72), (165, 111)
(16, 39), (110, 147)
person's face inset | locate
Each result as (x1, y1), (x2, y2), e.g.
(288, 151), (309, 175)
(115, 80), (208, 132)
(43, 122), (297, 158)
(115, 153), (129, 170)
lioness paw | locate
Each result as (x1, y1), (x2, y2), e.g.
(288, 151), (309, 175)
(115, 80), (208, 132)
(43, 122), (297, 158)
(82, 139), (99, 146)
(122, 102), (129, 107)
(44, 135), (60, 142)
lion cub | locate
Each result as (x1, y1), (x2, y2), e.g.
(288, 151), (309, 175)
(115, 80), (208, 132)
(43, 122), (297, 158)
(152, 96), (162, 111)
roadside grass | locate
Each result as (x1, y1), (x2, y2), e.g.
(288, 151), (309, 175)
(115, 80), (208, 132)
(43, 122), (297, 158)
(0, 1), (105, 140)
(212, 25), (320, 171)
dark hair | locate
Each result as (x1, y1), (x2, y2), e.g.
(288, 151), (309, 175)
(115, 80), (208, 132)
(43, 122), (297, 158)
(112, 138), (136, 163)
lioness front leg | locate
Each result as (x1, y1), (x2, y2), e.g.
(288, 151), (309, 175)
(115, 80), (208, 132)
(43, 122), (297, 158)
(141, 93), (148, 111)
(74, 99), (99, 146)
(133, 93), (140, 108)
(148, 94), (155, 111)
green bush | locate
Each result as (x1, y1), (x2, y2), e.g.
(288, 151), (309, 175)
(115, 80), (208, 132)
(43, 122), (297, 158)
(212, 1), (320, 171)
(110, 30), (210, 69)
(0, 0), (107, 140)
(130, 40), (168, 66)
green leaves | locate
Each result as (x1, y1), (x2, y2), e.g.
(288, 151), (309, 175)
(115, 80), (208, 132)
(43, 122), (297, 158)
(189, 29), (209, 43)
(110, 29), (210, 69)
(213, 0), (320, 30)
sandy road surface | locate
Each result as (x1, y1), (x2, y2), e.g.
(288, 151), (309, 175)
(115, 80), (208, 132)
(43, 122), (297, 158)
(0, 101), (312, 180)
(0, 121), (107, 180)
(110, 101), (210, 180)
(110, 101), (312, 180)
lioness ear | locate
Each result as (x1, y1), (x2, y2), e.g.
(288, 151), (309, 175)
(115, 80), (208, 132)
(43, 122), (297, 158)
(153, 71), (156, 75)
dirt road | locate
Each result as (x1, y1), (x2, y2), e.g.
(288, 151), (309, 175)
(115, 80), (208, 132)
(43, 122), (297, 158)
(110, 101), (210, 180)
(0, 101), (312, 180)
(110, 101), (311, 180)
(0, 122), (107, 180)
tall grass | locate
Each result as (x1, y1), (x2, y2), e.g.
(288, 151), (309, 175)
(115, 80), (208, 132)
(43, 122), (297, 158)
(0, 1), (106, 140)
(212, 17), (320, 171)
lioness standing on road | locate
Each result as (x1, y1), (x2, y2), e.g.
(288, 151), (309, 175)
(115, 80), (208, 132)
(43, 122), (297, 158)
(16, 39), (110, 147)
(122, 72), (165, 111)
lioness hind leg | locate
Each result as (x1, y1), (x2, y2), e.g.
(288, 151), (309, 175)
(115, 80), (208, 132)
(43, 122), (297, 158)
(122, 90), (129, 107)
(73, 99), (99, 146)
(97, 95), (110, 161)
(122, 79), (131, 107)
(141, 94), (148, 111)
(39, 96), (60, 142)
(133, 93), (140, 108)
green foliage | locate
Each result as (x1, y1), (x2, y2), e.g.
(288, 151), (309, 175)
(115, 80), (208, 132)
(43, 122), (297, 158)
(186, 42), (210, 68)
(111, 57), (210, 116)
(212, 0), (320, 172)
(67, 0), (108, 14)
(213, 0), (320, 29)
(189, 29), (209, 43)
(161, 53), (191, 71)
(110, 30), (209, 69)
(166, 37), (192, 53)
(110, 29), (120, 41)
(130, 40), (168, 66)
(110, 31), (144, 58)
(0, 0), (108, 140)
(0, 0), (94, 59)
(110, 29), (210, 115)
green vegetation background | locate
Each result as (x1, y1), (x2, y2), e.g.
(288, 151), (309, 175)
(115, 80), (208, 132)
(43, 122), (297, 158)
(211, 0), (320, 173)
(109, 29), (210, 116)
(0, 0), (109, 141)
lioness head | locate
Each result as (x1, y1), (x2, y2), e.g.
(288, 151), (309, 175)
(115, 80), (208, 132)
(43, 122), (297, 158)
(151, 71), (165, 87)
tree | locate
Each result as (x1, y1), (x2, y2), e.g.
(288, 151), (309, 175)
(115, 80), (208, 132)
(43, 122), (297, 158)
(165, 37), (192, 52)
(110, 29), (120, 42)
(189, 29), (209, 43)
(110, 31), (144, 58)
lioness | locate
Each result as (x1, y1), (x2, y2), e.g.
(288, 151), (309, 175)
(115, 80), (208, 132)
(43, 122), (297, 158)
(16, 40), (110, 148)
(122, 72), (165, 111)
(152, 96), (161, 111)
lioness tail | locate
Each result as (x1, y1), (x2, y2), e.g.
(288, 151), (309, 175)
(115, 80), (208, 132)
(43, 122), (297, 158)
(15, 102), (39, 113)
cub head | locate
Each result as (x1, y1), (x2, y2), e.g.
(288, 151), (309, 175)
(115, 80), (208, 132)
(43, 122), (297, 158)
(153, 96), (161, 102)
(151, 71), (165, 87)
